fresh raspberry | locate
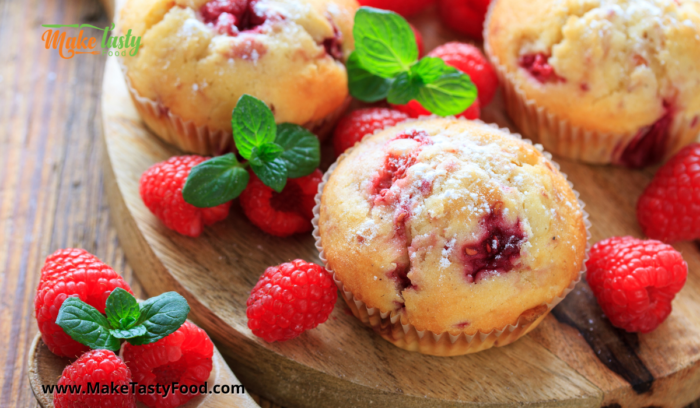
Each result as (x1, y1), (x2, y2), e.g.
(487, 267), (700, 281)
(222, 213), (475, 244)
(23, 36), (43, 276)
(437, 0), (492, 40)
(35, 249), (133, 357)
(410, 24), (425, 57)
(391, 98), (480, 120)
(53, 349), (136, 408)
(428, 42), (499, 106)
(39, 248), (102, 284)
(246, 259), (337, 342)
(139, 155), (232, 238)
(200, 0), (268, 35)
(637, 143), (700, 242)
(358, 0), (435, 17)
(586, 236), (688, 333)
(123, 321), (214, 408)
(333, 108), (410, 157)
(240, 170), (322, 237)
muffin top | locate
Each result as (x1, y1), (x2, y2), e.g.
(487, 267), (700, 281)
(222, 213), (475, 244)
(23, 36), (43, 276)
(120, 0), (358, 131)
(486, 0), (700, 136)
(318, 118), (587, 335)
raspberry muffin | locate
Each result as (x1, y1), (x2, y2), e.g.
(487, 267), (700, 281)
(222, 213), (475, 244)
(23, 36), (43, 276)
(485, 0), (700, 167)
(315, 117), (588, 356)
(119, 0), (358, 155)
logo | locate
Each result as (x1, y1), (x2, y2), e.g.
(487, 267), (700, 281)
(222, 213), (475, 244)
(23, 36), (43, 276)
(41, 23), (141, 59)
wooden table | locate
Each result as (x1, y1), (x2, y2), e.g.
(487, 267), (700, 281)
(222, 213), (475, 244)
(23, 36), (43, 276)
(0, 0), (281, 406)
(0, 0), (698, 407)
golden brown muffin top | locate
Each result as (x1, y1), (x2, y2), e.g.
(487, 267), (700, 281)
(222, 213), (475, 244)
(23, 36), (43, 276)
(120, 0), (358, 130)
(319, 118), (587, 335)
(486, 0), (700, 135)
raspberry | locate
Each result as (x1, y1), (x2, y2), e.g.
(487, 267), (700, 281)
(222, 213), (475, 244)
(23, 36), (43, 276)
(139, 155), (232, 238)
(586, 236), (688, 333)
(246, 259), (337, 342)
(519, 53), (565, 84)
(391, 98), (480, 120)
(428, 42), (499, 106)
(35, 249), (133, 357)
(637, 143), (700, 241)
(460, 205), (526, 283)
(123, 321), (214, 408)
(53, 349), (136, 408)
(410, 24), (425, 57)
(39, 248), (102, 284)
(200, 0), (268, 35)
(358, 0), (435, 17)
(333, 108), (410, 157)
(437, 0), (492, 40)
(240, 170), (322, 237)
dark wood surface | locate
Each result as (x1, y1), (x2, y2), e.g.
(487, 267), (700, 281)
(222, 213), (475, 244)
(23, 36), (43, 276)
(0, 0), (280, 406)
(2, 0), (700, 407)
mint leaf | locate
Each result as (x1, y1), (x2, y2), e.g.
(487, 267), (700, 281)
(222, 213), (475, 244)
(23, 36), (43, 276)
(56, 297), (120, 351)
(416, 66), (477, 116)
(249, 142), (284, 167)
(251, 158), (287, 193)
(232, 94), (276, 159)
(387, 71), (420, 105)
(105, 288), (140, 330)
(347, 52), (392, 102)
(183, 153), (250, 208)
(111, 325), (147, 339)
(410, 57), (447, 84)
(353, 7), (417, 78)
(275, 124), (320, 178)
(127, 292), (190, 346)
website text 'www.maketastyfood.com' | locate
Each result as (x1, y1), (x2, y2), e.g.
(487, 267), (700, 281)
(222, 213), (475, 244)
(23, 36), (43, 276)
(42, 382), (245, 397)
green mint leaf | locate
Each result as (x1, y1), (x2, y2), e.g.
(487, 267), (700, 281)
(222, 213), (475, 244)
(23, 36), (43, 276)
(56, 297), (120, 351)
(249, 142), (284, 167)
(353, 7), (417, 78)
(127, 292), (190, 346)
(410, 57), (448, 84)
(183, 153), (250, 208)
(110, 325), (148, 339)
(347, 52), (392, 102)
(387, 71), (421, 105)
(105, 288), (140, 330)
(251, 158), (287, 193)
(275, 124), (320, 178)
(416, 66), (478, 117)
(232, 94), (276, 159)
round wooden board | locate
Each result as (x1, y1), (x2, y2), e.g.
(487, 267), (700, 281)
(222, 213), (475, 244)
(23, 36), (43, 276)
(101, 5), (700, 408)
(27, 333), (260, 408)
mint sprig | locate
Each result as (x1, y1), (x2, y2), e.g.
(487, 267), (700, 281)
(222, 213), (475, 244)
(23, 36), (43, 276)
(56, 289), (190, 351)
(348, 7), (477, 116)
(182, 95), (320, 207)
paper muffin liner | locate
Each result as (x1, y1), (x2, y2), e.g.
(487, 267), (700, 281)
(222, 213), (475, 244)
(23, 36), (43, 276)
(311, 118), (591, 356)
(482, 4), (699, 166)
(118, 60), (350, 156)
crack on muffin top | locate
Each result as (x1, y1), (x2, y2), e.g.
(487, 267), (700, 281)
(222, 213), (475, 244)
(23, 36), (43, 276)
(460, 202), (527, 283)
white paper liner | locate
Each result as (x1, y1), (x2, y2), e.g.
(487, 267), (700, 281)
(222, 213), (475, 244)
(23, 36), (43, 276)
(482, 1), (699, 166)
(312, 117), (591, 356)
(118, 59), (350, 155)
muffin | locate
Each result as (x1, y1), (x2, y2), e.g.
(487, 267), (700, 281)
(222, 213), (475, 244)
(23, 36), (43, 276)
(314, 117), (588, 356)
(485, 0), (700, 167)
(119, 0), (358, 155)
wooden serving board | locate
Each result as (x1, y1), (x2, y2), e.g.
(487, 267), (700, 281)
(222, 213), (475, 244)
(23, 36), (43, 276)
(100, 2), (700, 407)
(27, 333), (260, 408)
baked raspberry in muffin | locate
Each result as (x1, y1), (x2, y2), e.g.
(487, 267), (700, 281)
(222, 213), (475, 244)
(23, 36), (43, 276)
(119, 0), (358, 155)
(485, 0), (700, 167)
(316, 118), (588, 355)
